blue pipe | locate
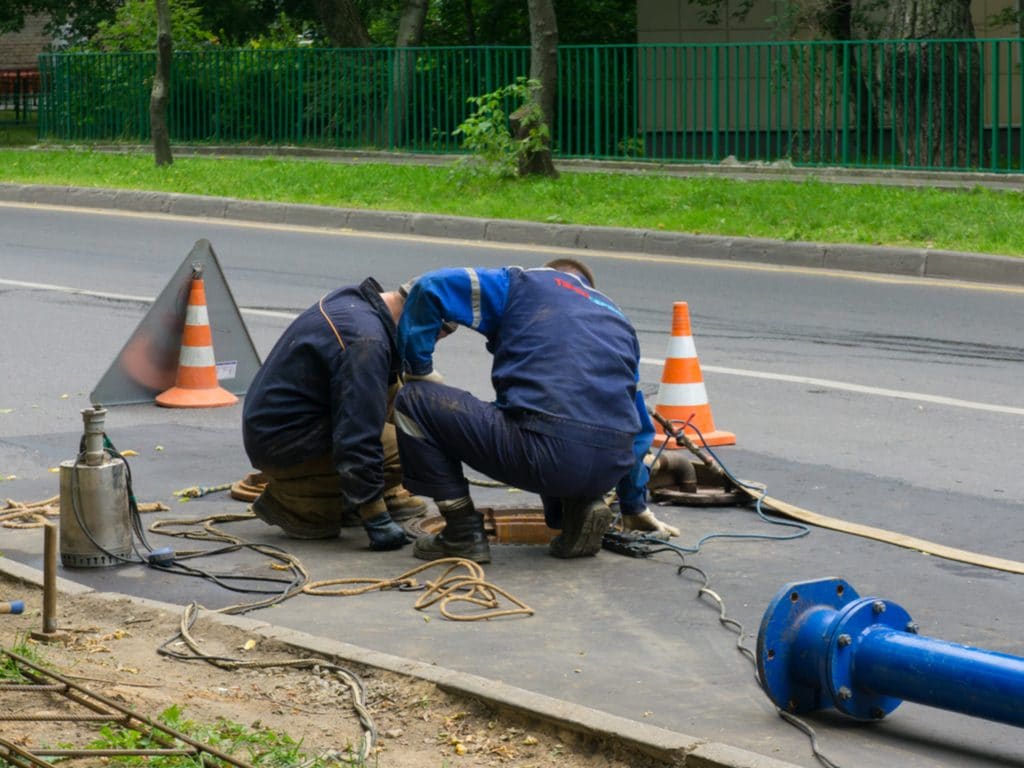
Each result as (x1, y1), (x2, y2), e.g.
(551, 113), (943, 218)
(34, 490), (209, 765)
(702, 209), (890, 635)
(756, 578), (1024, 727)
(855, 628), (1024, 727)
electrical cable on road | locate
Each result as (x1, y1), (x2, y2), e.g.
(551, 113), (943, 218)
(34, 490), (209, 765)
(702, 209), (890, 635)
(68, 442), (309, 611)
(604, 414), (843, 768)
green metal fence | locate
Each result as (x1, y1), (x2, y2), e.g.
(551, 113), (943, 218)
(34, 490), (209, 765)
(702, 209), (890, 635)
(37, 39), (1024, 172)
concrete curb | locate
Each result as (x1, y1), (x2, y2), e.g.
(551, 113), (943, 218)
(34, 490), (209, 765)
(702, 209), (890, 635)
(2, 181), (1022, 288)
(0, 555), (799, 768)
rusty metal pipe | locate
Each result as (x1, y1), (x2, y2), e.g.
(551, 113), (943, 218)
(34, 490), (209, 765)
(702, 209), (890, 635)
(647, 451), (698, 493)
(41, 524), (58, 634)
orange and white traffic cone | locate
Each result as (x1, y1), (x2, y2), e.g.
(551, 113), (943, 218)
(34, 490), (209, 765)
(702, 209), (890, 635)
(155, 271), (238, 409)
(652, 301), (734, 448)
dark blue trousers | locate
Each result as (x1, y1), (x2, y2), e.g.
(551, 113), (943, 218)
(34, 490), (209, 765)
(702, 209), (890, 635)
(393, 382), (634, 528)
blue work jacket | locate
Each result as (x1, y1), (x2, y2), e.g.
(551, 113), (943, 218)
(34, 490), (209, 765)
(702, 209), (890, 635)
(398, 266), (654, 512)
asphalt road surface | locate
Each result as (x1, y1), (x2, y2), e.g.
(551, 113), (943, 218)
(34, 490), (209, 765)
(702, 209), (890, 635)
(1, 201), (1022, 768)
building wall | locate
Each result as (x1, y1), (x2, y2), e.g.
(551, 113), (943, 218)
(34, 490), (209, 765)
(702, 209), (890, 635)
(638, 1), (1019, 42)
(635, 0), (1022, 146)
(0, 15), (50, 70)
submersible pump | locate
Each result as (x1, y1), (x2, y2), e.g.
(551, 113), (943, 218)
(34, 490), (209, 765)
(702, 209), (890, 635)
(58, 405), (132, 567)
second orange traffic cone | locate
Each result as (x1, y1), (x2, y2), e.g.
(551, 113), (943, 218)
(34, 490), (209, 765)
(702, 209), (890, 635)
(653, 301), (734, 448)
(155, 271), (238, 409)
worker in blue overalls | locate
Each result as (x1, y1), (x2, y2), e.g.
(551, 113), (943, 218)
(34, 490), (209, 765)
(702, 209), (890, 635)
(394, 259), (679, 564)
(243, 278), (431, 551)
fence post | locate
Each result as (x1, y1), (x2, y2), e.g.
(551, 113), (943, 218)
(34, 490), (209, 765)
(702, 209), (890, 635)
(592, 47), (601, 158)
(711, 47), (719, 159)
(990, 40), (999, 171)
(296, 49), (304, 146)
(841, 42), (850, 165)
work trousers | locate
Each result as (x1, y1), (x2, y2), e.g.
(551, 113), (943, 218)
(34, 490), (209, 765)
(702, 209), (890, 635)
(256, 421), (402, 529)
(393, 381), (634, 528)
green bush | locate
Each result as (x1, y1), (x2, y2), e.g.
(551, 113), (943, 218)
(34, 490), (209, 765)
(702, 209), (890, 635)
(452, 77), (549, 179)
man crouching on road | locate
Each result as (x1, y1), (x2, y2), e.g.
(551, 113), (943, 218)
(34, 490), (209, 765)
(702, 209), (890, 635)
(242, 277), (428, 551)
(392, 258), (679, 564)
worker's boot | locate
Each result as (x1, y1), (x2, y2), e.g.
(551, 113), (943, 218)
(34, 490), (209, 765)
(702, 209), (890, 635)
(383, 485), (429, 520)
(412, 496), (490, 564)
(549, 497), (614, 558)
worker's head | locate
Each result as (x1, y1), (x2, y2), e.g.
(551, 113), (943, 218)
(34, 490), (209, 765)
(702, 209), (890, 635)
(544, 257), (595, 288)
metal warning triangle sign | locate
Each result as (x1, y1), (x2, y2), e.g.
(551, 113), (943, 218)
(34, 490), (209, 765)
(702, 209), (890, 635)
(90, 239), (262, 406)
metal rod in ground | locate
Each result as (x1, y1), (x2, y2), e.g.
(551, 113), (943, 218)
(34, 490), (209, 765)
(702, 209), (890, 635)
(42, 524), (57, 632)
(31, 524), (67, 642)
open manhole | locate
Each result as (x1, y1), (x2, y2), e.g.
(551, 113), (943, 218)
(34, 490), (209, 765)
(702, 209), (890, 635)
(405, 505), (555, 545)
(404, 460), (747, 546)
(648, 456), (747, 507)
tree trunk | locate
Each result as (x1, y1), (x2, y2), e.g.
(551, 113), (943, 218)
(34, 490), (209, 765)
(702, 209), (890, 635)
(882, 0), (980, 167)
(150, 0), (173, 167)
(315, 0), (372, 47)
(805, 1), (878, 160)
(386, 0), (429, 148)
(517, 0), (559, 177)
(463, 0), (477, 45)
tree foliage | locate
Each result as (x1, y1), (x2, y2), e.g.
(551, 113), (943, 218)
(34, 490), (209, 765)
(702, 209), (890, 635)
(81, 0), (213, 52)
(0, 0), (122, 42)
(2, 0), (636, 48)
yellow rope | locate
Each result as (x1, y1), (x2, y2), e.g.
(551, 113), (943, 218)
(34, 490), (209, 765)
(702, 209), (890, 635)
(305, 557), (534, 621)
(1, 497), (169, 528)
(149, 512), (533, 621)
(1, 496), (58, 528)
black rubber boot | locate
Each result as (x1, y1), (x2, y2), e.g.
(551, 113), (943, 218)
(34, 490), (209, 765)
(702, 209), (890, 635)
(549, 497), (614, 558)
(413, 498), (491, 564)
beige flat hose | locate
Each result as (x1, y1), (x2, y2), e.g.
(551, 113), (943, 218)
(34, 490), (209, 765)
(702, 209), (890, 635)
(747, 488), (1024, 576)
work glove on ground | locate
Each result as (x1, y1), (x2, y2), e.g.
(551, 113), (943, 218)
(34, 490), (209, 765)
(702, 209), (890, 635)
(360, 501), (412, 551)
(620, 507), (680, 538)
(402, 369), (444, 384)
(363, 512), (411, 550)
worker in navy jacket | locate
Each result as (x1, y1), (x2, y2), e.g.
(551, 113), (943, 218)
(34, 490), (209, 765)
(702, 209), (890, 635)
(242, 277), (426, 551)
(393, 259), (679, 563)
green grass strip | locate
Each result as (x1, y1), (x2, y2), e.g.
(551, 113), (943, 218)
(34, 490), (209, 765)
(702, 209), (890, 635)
(1, 148), (1021, 257)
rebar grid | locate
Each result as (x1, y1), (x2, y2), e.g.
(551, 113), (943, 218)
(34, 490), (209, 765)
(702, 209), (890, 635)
(0, 649), (254, 767)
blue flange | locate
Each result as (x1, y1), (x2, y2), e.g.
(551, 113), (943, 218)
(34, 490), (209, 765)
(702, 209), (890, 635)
(825, 594), (911, 720)
(756, 577), (859, 715)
